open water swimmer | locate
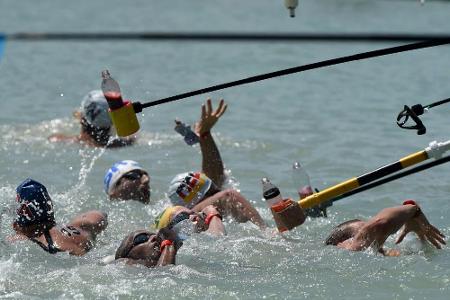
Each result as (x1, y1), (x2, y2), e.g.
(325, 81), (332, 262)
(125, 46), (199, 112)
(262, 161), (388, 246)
(11, 179), (108, 256)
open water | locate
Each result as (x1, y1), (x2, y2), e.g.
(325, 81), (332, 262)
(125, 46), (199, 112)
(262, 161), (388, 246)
(1, 0), (450, 299)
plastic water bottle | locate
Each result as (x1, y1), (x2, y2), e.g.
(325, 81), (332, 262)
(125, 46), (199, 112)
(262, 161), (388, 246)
(101, 70), (125, 110)
(174, 120), (199, 146)
(284, 0), (298, 17)
(292, 161), (313, 199)
(262, 178), (284, 207)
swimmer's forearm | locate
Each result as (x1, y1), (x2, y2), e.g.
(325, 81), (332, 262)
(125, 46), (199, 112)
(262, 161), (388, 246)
(233, 193), (266, 230)
(358, 205), (418, 247)
(370, 205), (418, 234)
(206, 216), (226, 236)
(156, 245), (176, 266)
(200, 132), (225, 188)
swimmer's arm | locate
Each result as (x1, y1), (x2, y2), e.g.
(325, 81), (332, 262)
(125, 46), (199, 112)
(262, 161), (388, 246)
(106, 136), (136, 148)
(395, 207), (446, 249)
(196, 205), (226, 236)
(5, 234), (28, 243)
(196, 99), (227, 188)
(353, 205), (418, 250)
(379, 248), (401, 257)
(68, 210), (108, 236)
(205, 215), (226, 236)
(156, 245), (177, 267)
(193, 189), (266, 230)
(48, 133), (79, 143)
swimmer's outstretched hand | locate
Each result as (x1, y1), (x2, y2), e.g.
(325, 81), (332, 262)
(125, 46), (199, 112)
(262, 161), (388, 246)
(396, 205), (446, 249)
(194, 98), (227, 135)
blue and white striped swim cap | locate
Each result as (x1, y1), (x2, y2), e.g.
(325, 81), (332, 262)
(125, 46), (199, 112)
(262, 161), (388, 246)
(104, 160), (145, 195)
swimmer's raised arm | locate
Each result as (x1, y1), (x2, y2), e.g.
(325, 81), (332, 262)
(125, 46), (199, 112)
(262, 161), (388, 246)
(195, 98), (227, 188)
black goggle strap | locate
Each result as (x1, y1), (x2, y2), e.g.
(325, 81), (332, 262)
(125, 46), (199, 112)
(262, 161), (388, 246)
(167, 211), (191, 229)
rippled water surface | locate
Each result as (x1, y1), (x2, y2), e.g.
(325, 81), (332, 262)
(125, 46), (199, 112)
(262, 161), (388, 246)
(1, 0), (450, 299)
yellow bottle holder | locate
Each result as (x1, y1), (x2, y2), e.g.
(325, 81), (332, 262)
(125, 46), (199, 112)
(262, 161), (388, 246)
(108, 101), (140, 137)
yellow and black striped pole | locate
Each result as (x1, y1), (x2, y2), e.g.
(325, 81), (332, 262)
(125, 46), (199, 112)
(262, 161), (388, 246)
(299, 140), (450, 209)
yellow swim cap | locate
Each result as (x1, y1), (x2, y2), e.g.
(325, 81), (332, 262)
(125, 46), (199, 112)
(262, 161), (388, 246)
(153, 206), (182, 229)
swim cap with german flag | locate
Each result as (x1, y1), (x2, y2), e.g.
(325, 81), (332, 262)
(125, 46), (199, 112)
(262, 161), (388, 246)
(167, 172), (212, 209)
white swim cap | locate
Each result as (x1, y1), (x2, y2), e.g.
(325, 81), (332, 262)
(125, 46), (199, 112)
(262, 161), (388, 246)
(81, 90), (112, 129)
(168, 172), (212, 208)
(104, 160), (146, 195)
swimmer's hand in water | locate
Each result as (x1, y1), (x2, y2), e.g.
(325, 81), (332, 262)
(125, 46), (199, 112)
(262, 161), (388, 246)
(396, 206), (446, 249)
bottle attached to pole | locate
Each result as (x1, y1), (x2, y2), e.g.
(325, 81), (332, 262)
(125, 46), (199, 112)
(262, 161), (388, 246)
(292, 161), (313, 199)
(284, 0), (299, 18)
(101, 70), (140, 137)
(262, 177), (305, 232)
(292, 161), (330, 218)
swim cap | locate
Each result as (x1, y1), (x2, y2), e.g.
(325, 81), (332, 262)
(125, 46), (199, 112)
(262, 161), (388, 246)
(14, 178), (55, 227)
(81, 90), (112, 129)
(104, 160), (146, 195)
(153, 206), (181, 229)
(167, 172), (212, 208)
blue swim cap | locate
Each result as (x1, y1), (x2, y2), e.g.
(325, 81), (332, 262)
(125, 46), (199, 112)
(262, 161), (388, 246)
(104, 160), (146, 195)
(15, 179), (55, 227)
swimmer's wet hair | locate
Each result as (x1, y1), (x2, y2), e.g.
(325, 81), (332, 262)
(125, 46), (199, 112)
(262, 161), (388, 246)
(325, 219), (362, 246)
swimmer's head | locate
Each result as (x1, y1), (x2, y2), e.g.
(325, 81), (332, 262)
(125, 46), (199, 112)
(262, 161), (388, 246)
(167, 172), (212, 208)
(81, 90), (112, 129)
(115, 230), (161, 267)
(325, 219), (365, 246)
(14, 178), (55, 231)
(104, 160), (150, 204)
(115, 228), (180, 267)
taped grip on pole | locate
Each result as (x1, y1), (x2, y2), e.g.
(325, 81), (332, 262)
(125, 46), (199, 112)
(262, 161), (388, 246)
(270, 199), (306, 232)
(298, 150), (431, 209)
(108, 101), (140, 137)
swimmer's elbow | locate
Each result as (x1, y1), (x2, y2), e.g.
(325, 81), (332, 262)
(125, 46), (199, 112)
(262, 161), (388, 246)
(74, 210), (108, 233)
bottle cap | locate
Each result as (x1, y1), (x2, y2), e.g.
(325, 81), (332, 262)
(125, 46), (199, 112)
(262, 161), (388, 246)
(263, 187), (280, 199)
(101, 70), (110, 79)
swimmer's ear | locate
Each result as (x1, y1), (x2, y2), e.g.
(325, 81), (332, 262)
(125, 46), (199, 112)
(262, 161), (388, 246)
(73, 111), (82, 120)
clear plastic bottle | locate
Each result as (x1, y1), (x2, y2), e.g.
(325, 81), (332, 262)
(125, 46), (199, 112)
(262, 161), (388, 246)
(262, 177), (284, 207)
(292, 161), (313, 199)
(174, 119), (200, 146)
(101, 70), (125, 110)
